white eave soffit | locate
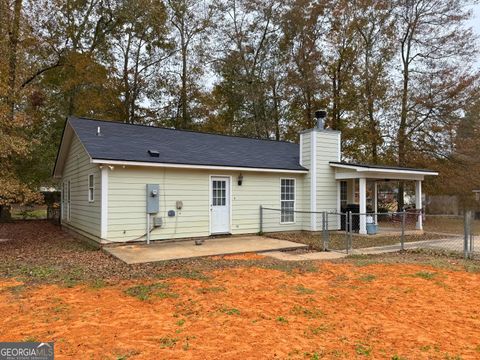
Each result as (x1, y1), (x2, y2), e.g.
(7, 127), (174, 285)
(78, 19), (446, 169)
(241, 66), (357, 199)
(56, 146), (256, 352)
(90, 159), (309, 174)
(330, 163), (438, 181)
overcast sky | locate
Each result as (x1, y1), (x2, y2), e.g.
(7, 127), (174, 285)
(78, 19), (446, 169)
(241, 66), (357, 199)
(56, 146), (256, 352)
(470, 4), (480, 67)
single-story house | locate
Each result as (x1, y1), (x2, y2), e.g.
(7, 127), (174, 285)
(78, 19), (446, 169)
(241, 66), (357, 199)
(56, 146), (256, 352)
(53, 115), (438, 244)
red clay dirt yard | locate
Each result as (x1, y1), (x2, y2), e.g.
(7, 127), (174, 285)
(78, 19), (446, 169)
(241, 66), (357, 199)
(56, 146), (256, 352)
(1, 221), (480, 359)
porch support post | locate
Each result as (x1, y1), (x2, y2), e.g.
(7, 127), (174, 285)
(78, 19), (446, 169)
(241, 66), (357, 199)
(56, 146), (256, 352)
(415, 180), (423, 230)
(374, 181), (378, 224)
(359, 177), (367, 235)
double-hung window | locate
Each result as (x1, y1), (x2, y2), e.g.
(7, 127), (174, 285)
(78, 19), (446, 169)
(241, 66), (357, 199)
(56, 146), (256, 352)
(61, 181), (66, 220)
(88, 174), (95, 202)
(67, 180), (71, 221)
(281, 179), (295, 223)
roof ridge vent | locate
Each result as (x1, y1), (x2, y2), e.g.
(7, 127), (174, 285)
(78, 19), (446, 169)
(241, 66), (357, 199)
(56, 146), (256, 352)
(148, 150), (160, 157)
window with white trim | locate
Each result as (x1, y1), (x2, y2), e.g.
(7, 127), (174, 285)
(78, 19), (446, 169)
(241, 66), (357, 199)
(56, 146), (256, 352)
(67, 180), (71, 221)
(88, 174), (95, 202)
(61, 181), (66, 220)
(281, 178), (295, 223)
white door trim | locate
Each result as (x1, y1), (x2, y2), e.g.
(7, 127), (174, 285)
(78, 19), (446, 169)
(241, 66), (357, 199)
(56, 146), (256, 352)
(209, 175), (232, 235)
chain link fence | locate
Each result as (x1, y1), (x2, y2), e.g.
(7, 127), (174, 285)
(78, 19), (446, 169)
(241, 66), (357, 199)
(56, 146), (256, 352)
(260, 206), (477, 259)
(422, 213), (477, 259)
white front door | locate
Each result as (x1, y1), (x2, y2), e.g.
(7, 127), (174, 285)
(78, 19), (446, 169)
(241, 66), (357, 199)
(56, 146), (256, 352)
(210, 177), (230, 234)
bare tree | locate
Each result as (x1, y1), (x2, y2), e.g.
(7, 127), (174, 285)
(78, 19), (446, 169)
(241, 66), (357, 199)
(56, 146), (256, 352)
(166, 0), (215, 129)
(392, 0), (478, 209)
(351, 0), (395, 163)
(113, 0), (173, 124)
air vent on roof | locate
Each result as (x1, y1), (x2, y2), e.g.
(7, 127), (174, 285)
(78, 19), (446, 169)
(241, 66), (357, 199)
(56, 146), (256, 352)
(148, 150), (160, 157)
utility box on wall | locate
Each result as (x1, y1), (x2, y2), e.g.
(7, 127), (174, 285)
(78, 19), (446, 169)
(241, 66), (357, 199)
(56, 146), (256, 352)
(146, 184), (160, 214)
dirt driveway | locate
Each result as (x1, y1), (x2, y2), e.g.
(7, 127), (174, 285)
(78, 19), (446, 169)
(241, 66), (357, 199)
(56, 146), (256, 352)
(1, 221), (480, 359)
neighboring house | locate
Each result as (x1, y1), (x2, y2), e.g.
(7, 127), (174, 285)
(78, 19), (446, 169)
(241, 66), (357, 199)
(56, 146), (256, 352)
(425, 195), (460, 215)
(473, 190), (480, 202)
(426, 191), (480, 216)
(53, 115), (437, 244)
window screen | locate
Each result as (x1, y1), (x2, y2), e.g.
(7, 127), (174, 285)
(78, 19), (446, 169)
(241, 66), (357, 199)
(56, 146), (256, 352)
(281, 179), (295, 223)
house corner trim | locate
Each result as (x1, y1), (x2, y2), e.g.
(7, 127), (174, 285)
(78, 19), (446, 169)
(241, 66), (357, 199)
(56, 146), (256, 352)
(101, 167), (108, 239)
(310, 132), (317, 231)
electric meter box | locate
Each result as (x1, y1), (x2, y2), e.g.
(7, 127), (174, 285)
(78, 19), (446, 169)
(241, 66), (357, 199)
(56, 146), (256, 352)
(146, 184), (160, 214)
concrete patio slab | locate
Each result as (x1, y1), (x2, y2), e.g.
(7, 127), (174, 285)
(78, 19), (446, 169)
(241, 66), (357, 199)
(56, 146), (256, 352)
(104, 236), (308, 264)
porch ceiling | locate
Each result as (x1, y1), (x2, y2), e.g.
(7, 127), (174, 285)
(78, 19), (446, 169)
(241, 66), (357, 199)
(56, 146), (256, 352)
(329, 162), (438, 181)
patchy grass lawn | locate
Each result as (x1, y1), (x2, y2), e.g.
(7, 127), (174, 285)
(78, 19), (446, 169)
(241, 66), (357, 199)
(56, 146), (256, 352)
(266, 231), (448, 251)
(1, 221), (480, 359)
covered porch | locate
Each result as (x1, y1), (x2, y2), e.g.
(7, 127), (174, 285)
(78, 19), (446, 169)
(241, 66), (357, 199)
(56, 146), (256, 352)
(330, 162), (438, 235)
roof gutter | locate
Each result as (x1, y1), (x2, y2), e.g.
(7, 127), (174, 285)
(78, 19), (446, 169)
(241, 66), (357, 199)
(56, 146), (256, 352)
(329, 162), (438, 176)
(90, 159), (309, 174)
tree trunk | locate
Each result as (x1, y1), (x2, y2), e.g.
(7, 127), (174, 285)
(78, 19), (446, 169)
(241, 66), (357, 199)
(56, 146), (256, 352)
(331, 73), (339, 129)
(7, 0), (22, 123)
(397, 42), (410, 211)
(2, 0), (22, 222)
(304, 90), (314, 129)
(180, 22), (188, 129)
(364, 46), (378, 163)
(272, 81), (280, 141)
(0, 205), (12, 222)
(123, 34), (132, 123)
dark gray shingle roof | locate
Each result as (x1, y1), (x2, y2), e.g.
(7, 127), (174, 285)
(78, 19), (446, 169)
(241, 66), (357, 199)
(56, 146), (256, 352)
(69, 117), (306, 171)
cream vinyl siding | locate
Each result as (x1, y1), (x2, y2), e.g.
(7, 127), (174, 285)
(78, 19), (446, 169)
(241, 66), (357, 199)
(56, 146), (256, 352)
(231, 172), (306, 234)
(314, 130), (341, 229)
(107, 166), (307, 242)
(61, 135), (101, 239)
(315, 131), (340, 212)
(299, 133), (311, 220)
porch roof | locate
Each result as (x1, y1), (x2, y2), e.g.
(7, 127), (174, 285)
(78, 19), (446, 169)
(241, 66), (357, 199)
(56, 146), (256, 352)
(329, 162), (438, 181)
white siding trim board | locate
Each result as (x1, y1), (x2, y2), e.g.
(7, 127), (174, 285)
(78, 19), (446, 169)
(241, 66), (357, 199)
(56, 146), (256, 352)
(101, 167), (108, 239)
(299, 133), (303, 166)
(310, 132), (317, 231)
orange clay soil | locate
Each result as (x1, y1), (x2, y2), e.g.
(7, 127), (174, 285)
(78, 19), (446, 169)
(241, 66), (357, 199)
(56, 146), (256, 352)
(1, 262), (480, 359)
(211, 252), (267, 260)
